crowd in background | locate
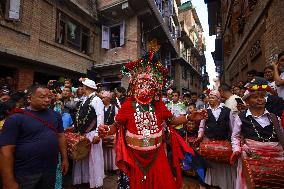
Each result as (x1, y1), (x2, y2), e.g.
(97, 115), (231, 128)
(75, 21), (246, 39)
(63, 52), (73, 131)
(0, 51), (283, 189)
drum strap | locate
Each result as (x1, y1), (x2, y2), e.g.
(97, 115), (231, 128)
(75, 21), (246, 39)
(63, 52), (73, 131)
(268, 113), (284, 148)
(13, 108), (57, 133)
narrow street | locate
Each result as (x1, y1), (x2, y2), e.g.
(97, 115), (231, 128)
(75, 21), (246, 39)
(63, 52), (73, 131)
(64, 172), (200, 189)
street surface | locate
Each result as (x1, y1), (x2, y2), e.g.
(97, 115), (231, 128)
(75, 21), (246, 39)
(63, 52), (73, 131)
(64, 172), (200, 189)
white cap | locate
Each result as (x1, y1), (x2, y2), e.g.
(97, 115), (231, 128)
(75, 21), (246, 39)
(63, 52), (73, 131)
(82, 79), (97, 89)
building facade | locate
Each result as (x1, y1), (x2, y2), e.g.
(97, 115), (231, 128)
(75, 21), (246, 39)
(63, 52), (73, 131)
(0, 0), (208, 93)
(175, 1), (208, 94)
(95, 0), (208, 93)
(0, 0), (98, 90)
(205, 0), (284, 84)
(95, 0), (180, 90)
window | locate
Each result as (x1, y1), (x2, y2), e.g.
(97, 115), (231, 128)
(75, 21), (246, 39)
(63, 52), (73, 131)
(101, 21), (125, 49)
(0, 0), (22, 21)
(110, 25), (120, 49)
(56, 11), (90, 54)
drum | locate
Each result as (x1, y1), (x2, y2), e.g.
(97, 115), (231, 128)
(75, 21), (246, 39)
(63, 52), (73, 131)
(242, 154), (284, 188)
(199, 140), (232, 163)
(102, 135), (116, 148)
(64, 132), (91, 161)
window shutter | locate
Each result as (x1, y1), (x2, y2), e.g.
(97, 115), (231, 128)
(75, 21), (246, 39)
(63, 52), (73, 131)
(101, 25), (110, 49)
(120, 20), (125, 46)
(6, 0), (21, 21)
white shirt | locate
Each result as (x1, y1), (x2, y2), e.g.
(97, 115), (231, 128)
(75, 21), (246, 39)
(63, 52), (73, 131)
(268, 81), (277, 91)
(225, 94), (242, 115)
(277, 72), (284, 99)
(198, 104), (235, 138)
(104, 104), (119, 115)
(82, 92), (104, 136)
(231, 109), (274, 152)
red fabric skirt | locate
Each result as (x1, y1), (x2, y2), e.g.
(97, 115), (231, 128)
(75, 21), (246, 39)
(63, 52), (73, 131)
(115, 125), (196, 189)
(126, 144), (178, 189)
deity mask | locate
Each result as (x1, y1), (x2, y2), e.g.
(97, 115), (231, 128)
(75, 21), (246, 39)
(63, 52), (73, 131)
(120, 40), (172, 104)
(134, 74), (158, 105)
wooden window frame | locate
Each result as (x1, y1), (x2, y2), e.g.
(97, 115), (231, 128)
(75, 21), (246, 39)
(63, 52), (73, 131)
(1, 0), (22, 21)
(56, 11), (90, 54)
(101, 20), (125, 50)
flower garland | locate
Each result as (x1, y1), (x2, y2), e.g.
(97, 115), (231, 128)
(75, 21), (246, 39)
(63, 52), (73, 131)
(247, 84), (272, 92)
(75, 96), (95, 130)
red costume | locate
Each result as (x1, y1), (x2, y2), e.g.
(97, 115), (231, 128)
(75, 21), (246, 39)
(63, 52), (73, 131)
(100, 40), (206, 189)
(114, 98), (195, 189)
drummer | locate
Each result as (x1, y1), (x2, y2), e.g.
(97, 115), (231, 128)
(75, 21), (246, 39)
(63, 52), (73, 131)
(194, 90), (236, 189)
(231, 77), (284, 188)
(100, 90), (119, 172)
(72, 78), (105, 189)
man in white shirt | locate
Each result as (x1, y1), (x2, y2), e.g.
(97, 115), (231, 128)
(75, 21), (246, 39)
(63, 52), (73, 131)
(272, 51), (284, 99)
(219, 83), (243, 115)
(230, 77), (284, 189)
(166, 91), (187, 138)
(100, 90), (118, 172)
(195, 90), (236, 189)
(72, 78), (105, 188)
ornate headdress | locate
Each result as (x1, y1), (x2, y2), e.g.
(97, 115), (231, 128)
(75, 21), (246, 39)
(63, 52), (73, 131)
(121, 40), (172, 91)
(242, 77), (271, 100)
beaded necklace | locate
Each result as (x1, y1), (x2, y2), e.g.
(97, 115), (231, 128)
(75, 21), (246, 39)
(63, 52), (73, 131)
(248, 116), (276, 142)
(134, 102), (156, 146)
(75, 96), (95, 128)
(135, 102), (154, 127)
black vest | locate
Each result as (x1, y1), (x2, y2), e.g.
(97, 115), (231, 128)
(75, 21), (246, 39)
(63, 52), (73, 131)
(239, 111), (278, 142)
(74, 96), (97, 134)
(104, 105), (116, 125)
(205, 106), (231, 140)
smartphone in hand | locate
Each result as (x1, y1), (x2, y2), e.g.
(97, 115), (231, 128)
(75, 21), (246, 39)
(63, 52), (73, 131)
(235, 98), (244, 104)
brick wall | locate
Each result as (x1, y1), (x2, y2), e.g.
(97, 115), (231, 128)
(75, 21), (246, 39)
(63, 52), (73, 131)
(15, 68), (34, 90)
(0, 0), (97, 70)
(0, 0), (99, 89)
(263, 0), (284, 63)
(223, 0), (284, 84)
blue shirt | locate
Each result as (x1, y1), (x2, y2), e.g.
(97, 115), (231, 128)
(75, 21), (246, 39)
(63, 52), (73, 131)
(62, 112), (73, 129)
(0, 108), (64, 176)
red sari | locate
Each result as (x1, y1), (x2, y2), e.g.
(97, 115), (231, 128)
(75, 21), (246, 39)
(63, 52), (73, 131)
(114, 98), (195, 189)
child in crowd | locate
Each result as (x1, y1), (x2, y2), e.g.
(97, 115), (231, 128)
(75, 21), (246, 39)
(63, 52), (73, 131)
(54, 93), (63, 114)
(53, 93), (73, 129)
(185, 103), (200, 146)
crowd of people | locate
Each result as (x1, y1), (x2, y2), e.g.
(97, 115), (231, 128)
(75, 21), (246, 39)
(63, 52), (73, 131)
(0, 50), (283, 189)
